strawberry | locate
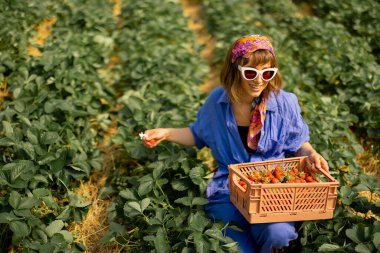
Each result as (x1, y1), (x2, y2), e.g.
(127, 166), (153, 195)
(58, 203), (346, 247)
(306, 176), (313, 182)
(271, 178), (280, 184)
(266, 171), (274, 179)
(146, 139), (156, 147)
(274, 170), (283, 179)
(247, 174), (255, 182)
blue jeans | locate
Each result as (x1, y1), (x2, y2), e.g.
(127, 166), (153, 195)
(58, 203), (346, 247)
(204, 195), (298, 253)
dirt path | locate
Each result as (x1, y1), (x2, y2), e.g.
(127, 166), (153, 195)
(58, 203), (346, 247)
(28, 17), (57, 57)
(67, 1), (124, 252)
(180, 0), (219, 93)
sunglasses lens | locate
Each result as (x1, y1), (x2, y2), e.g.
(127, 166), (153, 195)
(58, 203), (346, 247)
(262, 70), (275, 80)
(244, 70), (257, 80)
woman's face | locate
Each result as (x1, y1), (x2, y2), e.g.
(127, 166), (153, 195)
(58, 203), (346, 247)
(239, 62), (271, 102)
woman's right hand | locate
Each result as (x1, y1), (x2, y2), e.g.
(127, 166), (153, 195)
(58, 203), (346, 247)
(140, 127), (196, 148)
(141, 128), (171, 148)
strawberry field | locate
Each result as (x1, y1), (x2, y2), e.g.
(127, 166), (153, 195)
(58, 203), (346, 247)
(0, 0), (379, 252)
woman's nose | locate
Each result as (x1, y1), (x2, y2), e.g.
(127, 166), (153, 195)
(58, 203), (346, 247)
(254, 74), (264, 83)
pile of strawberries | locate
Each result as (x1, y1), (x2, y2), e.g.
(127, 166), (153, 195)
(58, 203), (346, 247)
(238, 165), (318, 189)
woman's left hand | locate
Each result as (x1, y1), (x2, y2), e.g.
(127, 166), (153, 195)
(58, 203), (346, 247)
(296, 142), (329, 173)
(307, 151), (329, 173)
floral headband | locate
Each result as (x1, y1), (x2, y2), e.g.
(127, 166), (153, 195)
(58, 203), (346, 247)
(231, 34), (275, 63)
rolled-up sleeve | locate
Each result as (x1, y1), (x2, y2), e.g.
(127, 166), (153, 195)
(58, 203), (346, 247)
(189, 105), (207, 150)
(285, 94), (310, 153)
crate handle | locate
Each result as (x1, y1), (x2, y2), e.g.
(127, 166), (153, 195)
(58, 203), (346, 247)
(315, 166), (338, 183)
(229, 164), (250, 193)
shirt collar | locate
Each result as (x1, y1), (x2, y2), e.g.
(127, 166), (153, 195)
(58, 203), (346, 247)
(217, 87), (278, 112)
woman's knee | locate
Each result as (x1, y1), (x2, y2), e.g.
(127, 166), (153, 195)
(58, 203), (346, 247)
(251, 222), (298, 249)
(268, 222), (298, 248)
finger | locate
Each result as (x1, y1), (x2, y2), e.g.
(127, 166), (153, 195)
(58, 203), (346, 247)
(148, 139), (160, 148)
(145, 130), (162, 141)
(313, 155), (322, 170)
(321, 158), (329, 172)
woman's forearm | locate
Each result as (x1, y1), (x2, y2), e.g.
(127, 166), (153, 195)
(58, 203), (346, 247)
(166, 127), (196, 146)
(143, 127), (195, 147)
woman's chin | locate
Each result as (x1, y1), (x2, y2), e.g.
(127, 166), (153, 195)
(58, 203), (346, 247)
(248, 88), (263, 97)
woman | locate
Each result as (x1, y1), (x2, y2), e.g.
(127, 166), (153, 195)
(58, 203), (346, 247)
(141, 34), (329, 253)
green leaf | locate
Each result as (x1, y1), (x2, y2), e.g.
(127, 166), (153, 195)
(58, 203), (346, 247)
(0, 172), (7, 186)
(138, 181), (153, 196)
(18, 197), (36, 209)
(222, 242), (239, 249)
(51, 233), (68, 245)
(152, 162), (164, 179)
(373, 232), (380, 249)
(9, 191), (21, 209)
(189, 212), (209, 232)
(35, 228), (48, 243)
(171, 179), (189, 191)
(192, 197), (208, 206)
(0, 137), (16, 146)
(40, 132), (60, 145)
(2, 160), (34, 184)
(39, 244), (55, 253)
(119, 189), (137, 200)
(141, 198), (150, 212)
(57, 230), (73, 243)
(0, 212), (19, 223)
(109, 222), (125, 234)
(26, 129), (39, 144)
(68, 191), (91, 208)
(340, 186), (356, 205)
(318, 243), (342, 252)
(194, 232), (211, 253)
(48, 158), (66, 172)
(128, 201), (142, 213)
(18, 115), (30, 126)
(17, 142), (35, 159)
(346, 224), (370, 244)
(32, 188), (50, 198)
(13, 209), (33, 218)
(355, 243), (373, 253)
(153, 228), (170, 253)
(2, 121), (14, 137)
(353, 183), (370, 192)
(56, 207), (71, 221)
(174, 197), (192, 206)
(9, 221), (29, 237)
(189, 166), (205, 185)
(205, 228), (226, 242)
(45, 220), (64, 237)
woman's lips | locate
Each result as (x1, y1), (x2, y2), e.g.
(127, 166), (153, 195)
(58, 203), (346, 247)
(249, 83), (262, 91)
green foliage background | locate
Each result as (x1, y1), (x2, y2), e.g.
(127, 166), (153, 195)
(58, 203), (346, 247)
(0, 0), (379, 252)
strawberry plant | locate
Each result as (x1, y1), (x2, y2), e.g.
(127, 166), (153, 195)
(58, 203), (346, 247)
(0, 0), (117, 251)
(1, 0), (378, 252)
(307, 0), (380, 62)
(202, 0), (380, 252)
(98, 0), (239, 251)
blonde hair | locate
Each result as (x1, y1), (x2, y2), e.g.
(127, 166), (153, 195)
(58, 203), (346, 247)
(220, 45), (283, 103)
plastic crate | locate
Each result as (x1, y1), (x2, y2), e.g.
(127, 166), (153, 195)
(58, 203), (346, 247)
(228, 156), (339, 224)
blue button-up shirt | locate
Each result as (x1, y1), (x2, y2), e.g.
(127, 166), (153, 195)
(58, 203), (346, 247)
(189, 86), (309, 200)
